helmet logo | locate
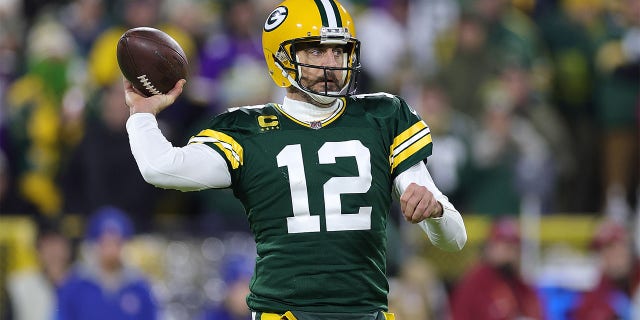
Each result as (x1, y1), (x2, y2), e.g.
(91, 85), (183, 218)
(264, 6), (288, 32)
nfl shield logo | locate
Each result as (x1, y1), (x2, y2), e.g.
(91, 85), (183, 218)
(310, 121), (322, 130)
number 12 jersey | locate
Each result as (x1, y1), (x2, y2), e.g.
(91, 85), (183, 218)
(188, 93), (433, 313)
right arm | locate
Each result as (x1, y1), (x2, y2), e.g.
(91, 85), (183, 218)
(124, 79), (231, 191)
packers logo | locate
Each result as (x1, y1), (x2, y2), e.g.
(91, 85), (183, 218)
(264, 6), (288, 32)
(258, 115), (279, 131)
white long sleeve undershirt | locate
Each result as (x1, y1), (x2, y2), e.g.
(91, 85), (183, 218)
(392, 161), (467, 251)
(126, 102), (466, 251)
(126, 113), (232, 190)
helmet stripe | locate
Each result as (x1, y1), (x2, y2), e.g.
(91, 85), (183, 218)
(314, 0), (341, 27)
(313, 0), (329, 26)
(326, 0), (343, 27)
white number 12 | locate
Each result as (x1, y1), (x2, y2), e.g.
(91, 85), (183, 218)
(276, 141), (372, 233)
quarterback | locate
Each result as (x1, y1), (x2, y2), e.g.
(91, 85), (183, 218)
(124, 0), (467, 319)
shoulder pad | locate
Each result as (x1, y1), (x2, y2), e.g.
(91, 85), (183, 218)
(350, 92), (398, 102)
(226, 104), (270, 113)
(205, 103), (279, 133)
(347, 92), (404, 116)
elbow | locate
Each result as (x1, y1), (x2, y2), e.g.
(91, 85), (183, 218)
(435, 232), (467, 252)
(451, 231), (468, 252)
(138, 161), (210, 192)
(426, 227), (468, 252)
(132, 151), (171, 188)
(434, 218), (468, 252)
(449, 221), (468, 252)
(138, 160), (178, 189)
(442, 237), (467, 252)
(139, 165), (171, 189)
(460, 231), (468, 250)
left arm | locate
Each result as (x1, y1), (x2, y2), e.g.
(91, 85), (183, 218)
(393, 161), (467, 252)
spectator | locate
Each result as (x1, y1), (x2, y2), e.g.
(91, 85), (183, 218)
(86, 0), (202, 151)
(199, 254), (254, 320)
(355, 0), (458, 93)
(354, 0), (413, 94)
(0, 150), (12, 211)
(59, 0), (109, 57)
(594, 0), (640, 221)
(572, 219), (640, 319)
(192, 0), (271, 112)
(0, 286), (12, 320)
(436, 11), (497, 118)
(61, 79), (160, 231)
(451, 217), (545, 320)
(470, 0), (551, 80)
(388, 256), (450, 320)
(465, 75), (551, 216)
(5, 15), (80, 216)
(57, 206), (158, 320)
(0, 0), (24, 155)
(496, 64), (572, 213)
(536, 0), (605, 213)
(536, 0), (601, 117)
(6, 218), (72, 320)
(87, 0), (196, 90)
(412, 82), (474, 207)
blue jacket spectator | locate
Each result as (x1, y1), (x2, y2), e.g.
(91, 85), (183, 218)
(56, 206), (157, 320)
(199, 253), (254, 320)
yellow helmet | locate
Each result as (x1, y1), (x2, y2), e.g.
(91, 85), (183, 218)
(262, 0), (361, 102)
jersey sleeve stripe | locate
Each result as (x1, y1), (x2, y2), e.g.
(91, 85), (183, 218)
(389, 121), (432, 173)
(390, 133), (432, 172)
(391, 126), (431, 158)
(189, 129), (244, 169)
(190, 137), (242, 169)
(391, 120), (428, 152)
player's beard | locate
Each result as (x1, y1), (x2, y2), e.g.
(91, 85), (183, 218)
(301, 69), (342, 94)
(309, 77), (341, 94)
(289, 72), (343, 107)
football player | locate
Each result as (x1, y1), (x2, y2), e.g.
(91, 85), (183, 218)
(124, 0), (467, 319)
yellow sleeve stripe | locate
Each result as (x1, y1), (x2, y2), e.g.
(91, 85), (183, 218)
(391, 133), (432, 171)
(391, 121), (428, 151)
(189, 129), (243, 169)
(390, 121), (432, 172)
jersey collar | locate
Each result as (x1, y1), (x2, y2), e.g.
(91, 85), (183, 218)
(275, 96), (346, 129)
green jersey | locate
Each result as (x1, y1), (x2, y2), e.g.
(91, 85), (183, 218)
(189, 93), (433, 313)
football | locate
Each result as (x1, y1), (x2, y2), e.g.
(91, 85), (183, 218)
(116, 27), (188, 97)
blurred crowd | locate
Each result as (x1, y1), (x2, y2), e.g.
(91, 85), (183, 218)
(0, 0), (638, 319)
(1, 0), (638, 226)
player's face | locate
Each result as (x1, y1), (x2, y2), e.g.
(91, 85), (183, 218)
(296, 43), (346, 93)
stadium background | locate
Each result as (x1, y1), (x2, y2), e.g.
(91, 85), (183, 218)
(0, 0), (638, 319)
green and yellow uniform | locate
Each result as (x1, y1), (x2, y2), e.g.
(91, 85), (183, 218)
(189, 93), (432, 314)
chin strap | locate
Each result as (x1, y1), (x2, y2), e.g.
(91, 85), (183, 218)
(308, 90), (338, 104)
(284, 67), (338, 105)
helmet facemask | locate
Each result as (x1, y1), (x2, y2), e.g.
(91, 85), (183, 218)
(273, 27), (361, 104)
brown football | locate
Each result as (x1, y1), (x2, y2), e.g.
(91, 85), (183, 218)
(117, 27), (188, 97)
